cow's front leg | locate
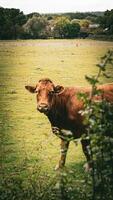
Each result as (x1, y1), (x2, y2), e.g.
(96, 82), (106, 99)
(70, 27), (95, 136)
(81, 139), (92, 172)
(55, 139), (69, 170)
(52, 126), (60, 135)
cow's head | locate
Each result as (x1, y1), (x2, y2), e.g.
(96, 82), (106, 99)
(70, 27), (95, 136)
(25, 78), (64, 114)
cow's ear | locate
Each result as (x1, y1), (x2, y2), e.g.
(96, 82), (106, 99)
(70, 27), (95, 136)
(54, 85), (64, 94)
(25, 85), (36, 93)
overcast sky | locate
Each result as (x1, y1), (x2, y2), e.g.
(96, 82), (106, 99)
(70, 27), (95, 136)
(0, 0), (113, 14)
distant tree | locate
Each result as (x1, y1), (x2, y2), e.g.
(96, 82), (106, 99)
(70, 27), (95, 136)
(26, 12), (40, 19)
(62, 12), (97, 20)
(86, 16), (98, 23)
(80, 19), (90, 29)
(79, 19), (90, 38)
(53, 17), (70, 38)
(98, 9), (113, 34)
(23, 15), (48, 39)
(53, 17), (80, 38)
(45, 14), (53, 21)
(9, 8), (26, 39)
(68, 20), (80, 38)
(0, 7), (5, 39)
(1, 7), (111, 40)
(0, 7), (26, 39)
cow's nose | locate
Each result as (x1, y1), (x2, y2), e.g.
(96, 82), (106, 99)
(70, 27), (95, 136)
(37, 104), (49, 113)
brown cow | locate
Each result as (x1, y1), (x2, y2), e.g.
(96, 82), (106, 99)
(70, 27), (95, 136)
(25, 78), (113, 170)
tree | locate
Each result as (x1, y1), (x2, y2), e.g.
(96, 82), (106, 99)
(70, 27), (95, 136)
(53, 17), (80, 39)
(98, 9), (113, 34)
(66, 21), (80, 38)
(0, 7), (26, 39)
(80, 19), (90, 29)
(53, 17), (70, 38)
(23, 15), (48, 39)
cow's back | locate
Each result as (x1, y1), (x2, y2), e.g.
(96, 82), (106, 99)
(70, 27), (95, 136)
(98, 83), (113, 102)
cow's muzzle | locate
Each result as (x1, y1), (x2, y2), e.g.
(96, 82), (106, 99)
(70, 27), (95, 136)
(37, 104), (49, 114)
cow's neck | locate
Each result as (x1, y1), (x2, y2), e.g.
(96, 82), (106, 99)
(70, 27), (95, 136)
(47, 92), (68, 127)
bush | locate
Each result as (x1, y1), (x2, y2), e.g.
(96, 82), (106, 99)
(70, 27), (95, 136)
(79, 50), (113, 200)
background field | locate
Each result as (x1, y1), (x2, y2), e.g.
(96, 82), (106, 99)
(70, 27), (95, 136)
(0, 39), (113, 199)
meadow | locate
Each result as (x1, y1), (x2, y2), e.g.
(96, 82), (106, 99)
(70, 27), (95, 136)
(0, 39), (113, 200)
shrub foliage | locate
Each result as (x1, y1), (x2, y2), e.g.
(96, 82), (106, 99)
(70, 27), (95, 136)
(79, 50), (113, 200)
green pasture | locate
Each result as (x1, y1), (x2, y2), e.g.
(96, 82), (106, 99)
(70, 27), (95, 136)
(0, 39), (113, 200)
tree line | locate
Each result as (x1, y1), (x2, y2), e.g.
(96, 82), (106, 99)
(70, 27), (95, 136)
(0, 7), (113, 40)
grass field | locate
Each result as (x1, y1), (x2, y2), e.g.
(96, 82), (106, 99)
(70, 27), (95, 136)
(0, 39), (113, 200)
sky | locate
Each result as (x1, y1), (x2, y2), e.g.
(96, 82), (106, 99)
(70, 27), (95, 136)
(0, 0), (113, 14)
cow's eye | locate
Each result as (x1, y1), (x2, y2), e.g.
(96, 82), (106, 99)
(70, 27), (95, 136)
(35, 89), (40, 94)
(49, 91), (54, 95)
